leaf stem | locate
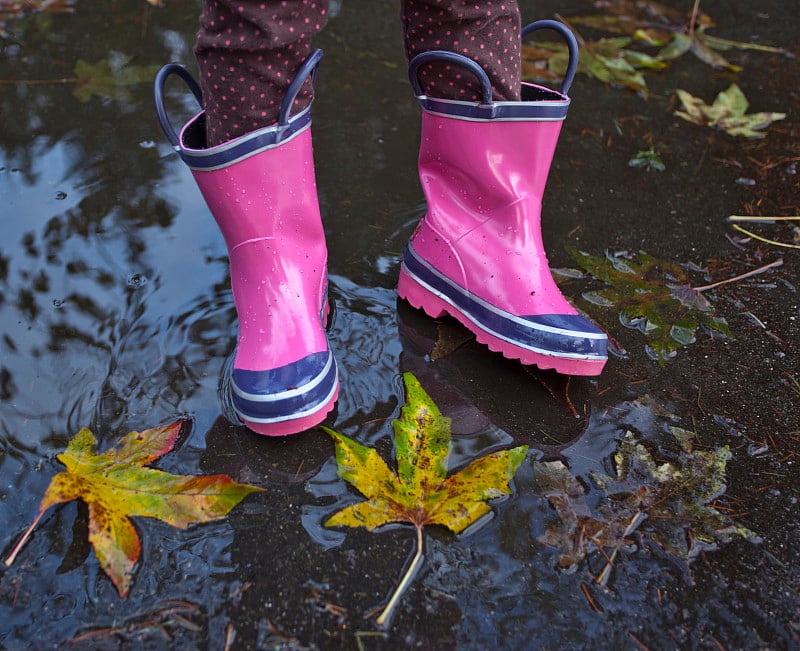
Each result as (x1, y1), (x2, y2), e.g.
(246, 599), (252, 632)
(5, 510), (44, 567)
(376, 525), (424, 627)
(692, 258), (783, 292)
(596, 511), (646, 586)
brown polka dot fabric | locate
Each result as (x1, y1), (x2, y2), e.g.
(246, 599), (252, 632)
(194, 0), (329, 146)
(401, 0), (521, 102)
(194, 0), (521, 146)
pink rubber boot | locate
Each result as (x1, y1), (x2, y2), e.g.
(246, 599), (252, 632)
(397, 21), (607, 376)
(154, 50), (338, 435)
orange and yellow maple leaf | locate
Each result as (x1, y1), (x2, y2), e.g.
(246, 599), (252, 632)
(7, 420), (263, 597)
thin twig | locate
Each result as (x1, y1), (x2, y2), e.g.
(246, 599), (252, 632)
(0, 78), (77, 85)
(692, 258), (783, 292)
(294, 459), (305, 480)
(223, 623), (236, 651)
(728, 215), (800, 222)
(581, 582), (603, 612)
(5, 511), (44, 567)
(596, 511), (646, 586)
(628, 631), (652, 651)
(688, 0), (701, 39)
(731, 225), (800, 250)
(376, 525), (424, 627)
(553, 13), (586, 46)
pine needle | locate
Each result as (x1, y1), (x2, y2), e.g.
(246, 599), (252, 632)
(732, 225), (800, 250)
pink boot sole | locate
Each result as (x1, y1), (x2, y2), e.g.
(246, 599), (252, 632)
(398, 267), (606, 376)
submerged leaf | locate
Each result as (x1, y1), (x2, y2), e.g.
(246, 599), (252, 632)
(567, 249), (733, 362)
(538, 430), (759, 568)
(591, 431), (759, 558)
(675, 84), (786, 138)
(431, 321), (474, 360)
(325, 373), (527, 534)
(73, 56), (160, 103)
(535, 460), (633, 569)
(27, 422), (262, 596)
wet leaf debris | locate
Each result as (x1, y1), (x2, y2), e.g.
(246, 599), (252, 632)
(566, 248), (734, 363)
(521, 0), (787, 93)
(536, 428), (760, 576)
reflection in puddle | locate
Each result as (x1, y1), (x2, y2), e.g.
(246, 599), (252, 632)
(0, 0), (794, 646)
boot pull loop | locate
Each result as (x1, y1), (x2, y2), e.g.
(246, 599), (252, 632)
(278, 49), (324, 129)
(408, 51), (494, 106)
(153, 64), (203, 148)
(522, 20), (579, 95)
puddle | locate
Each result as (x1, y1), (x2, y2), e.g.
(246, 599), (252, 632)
(0, 0), (798, 648)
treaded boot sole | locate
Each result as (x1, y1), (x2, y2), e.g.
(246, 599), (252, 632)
(398, 263), (607, 376)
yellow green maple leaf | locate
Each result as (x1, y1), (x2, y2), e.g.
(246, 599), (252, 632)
(675, 84), (786, 139)
(323, 372), (527, 625)
(6, 420), (263, 597)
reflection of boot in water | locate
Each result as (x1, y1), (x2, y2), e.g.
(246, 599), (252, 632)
(197, 417), (355, 649)
(397, 300), (591, 460)
(201, 415), (333, 486)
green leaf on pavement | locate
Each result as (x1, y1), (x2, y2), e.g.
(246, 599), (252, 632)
(567, 248), (733, 362)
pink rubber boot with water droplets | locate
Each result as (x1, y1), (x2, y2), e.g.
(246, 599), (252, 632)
(397, 21), (607, 376)
(154, 50), (338, 435)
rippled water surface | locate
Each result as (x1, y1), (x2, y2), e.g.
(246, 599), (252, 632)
(1, 0), (798, 649)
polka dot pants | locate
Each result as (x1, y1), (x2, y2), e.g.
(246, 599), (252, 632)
(195, 0), (521, 146)
(401, 0), (521, 103)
